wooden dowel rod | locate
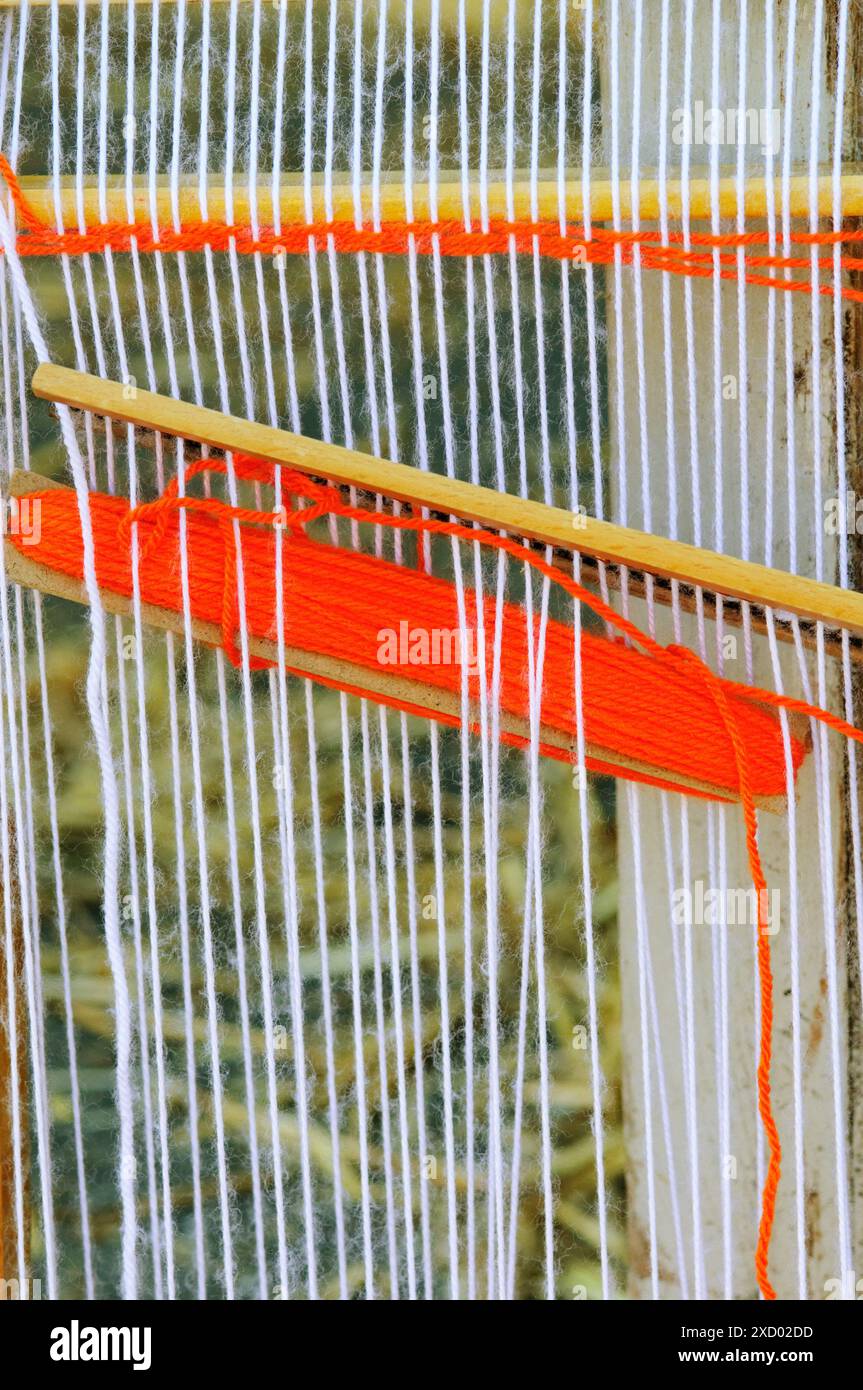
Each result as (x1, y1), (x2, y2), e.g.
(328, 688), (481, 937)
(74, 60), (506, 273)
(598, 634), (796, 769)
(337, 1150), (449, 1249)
(31, 362), (863, 644)
(563, 552), (863, 666)
(14, 167), (863, 229)
(44, 403), (863, 666)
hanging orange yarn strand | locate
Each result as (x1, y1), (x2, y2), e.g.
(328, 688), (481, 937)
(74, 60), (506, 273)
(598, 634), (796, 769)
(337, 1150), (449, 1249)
(1, 152), (861, 305)
(11, 454), (863, 1300)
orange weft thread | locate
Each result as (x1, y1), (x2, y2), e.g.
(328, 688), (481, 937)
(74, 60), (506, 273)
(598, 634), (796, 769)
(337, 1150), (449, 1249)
(13, 458), (863, 1298)
(1, 152), (861, 305)
(670, 647), (782, 1299)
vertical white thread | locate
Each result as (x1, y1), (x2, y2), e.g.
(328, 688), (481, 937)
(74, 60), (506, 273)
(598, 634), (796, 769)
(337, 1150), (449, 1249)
(303, 684), (350, 1300)
(429, 0), (475, 1300)
(121, 0), (178, 1301)
(269, 497), (320, 1301)
(478, 0), (508, 1299)
(781, 0), (798, 575)
(404, 0), (460, 1298)
(456, 0), (484, 1301)
(303, 0), (373, 1298)
(340, 694), (375, 1296)
(658, 797), (692, 1300)
(271, 0), (345, 1303)
(576, 0), (611, 1302)
(0, 202), (137, 1300)
(807, 0), (853, 1292)
(0, 25), (26, 1280)
(627, 784), (658, 1300)
(354, 0), (416, 1299)
(358, 699), (400, 1296)
(223, 1), (321, 1296)
(678, 0), (706, 1302)
(170, 244), (269, 1296)
(4, 0), (61, 1301)
(399, 714), (434, 1299)
(375, 0), (432, 1301)
(657, 0), (699, 1300)
(92, 0), (166, 1297)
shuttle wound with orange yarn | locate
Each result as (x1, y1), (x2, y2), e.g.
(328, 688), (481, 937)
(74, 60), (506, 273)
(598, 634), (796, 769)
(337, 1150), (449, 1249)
(7, 460), (807, 806)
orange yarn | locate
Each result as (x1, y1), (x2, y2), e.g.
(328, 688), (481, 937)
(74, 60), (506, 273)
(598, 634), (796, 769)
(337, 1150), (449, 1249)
(672, 647), (783, 1299)
(1, 152), (861, 305)
(12, 457), (809, 802)
(13, 456), (863, 1299)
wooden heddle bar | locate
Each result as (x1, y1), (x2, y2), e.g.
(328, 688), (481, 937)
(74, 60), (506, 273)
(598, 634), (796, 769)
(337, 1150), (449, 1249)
(29, 361), (863, 643)
(12, 166), (863, 230)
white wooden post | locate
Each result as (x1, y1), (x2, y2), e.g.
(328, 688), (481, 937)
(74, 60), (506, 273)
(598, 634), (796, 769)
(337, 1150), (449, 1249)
(601, 0), (860, 1298)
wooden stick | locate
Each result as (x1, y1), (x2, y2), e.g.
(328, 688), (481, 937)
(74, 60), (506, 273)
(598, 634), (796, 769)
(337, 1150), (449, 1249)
(47, 403), (863, 668)
(31, 363), (863, 645)
(13, 166), (863, 229)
